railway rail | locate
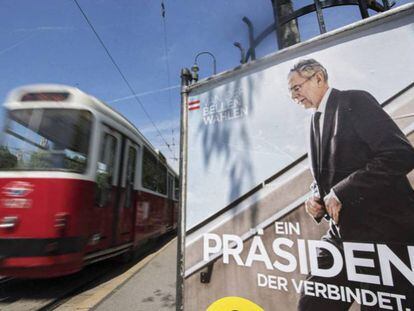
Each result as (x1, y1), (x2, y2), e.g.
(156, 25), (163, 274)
(0, 232), (175, 311)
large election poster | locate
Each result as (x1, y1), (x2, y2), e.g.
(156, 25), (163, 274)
(183, 4), (414, 311)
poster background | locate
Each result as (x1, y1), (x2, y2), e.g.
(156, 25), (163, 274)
(185, 5), (414, 311)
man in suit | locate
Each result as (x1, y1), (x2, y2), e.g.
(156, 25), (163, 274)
(288, 59), (414, 310)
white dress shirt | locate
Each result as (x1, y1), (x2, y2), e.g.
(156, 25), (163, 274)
(315, 87), (332, 139)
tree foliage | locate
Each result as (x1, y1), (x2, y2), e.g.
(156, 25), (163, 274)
(0, 146), (18, 169)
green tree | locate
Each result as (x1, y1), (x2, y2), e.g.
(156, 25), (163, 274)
(0, 146), (17, 169)
(64, 155), (86, 172)
(29, 151), (51, 169)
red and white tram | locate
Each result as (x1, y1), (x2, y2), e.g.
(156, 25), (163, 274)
(0, 84), (178, 278)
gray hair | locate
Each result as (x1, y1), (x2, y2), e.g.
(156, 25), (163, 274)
(289, 59), (328, 81)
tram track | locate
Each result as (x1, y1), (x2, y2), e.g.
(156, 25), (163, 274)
(0, 233), (175, 310)
(36, 264), (116, 311)
(0, 261), (114, 311)
(0, 276), (14, 284)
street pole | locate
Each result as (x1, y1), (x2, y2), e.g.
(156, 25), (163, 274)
(176, 67), (192, 311)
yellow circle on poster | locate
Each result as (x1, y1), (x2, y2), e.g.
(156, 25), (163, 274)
(206, 296), (264, 311)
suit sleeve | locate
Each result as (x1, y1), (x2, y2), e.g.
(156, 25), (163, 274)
(332, 91), (414, 205)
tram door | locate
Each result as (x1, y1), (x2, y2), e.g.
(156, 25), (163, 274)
(167, 173), (174, 229)
(94, 125), (122, 250)
(117, 140), (139, 244)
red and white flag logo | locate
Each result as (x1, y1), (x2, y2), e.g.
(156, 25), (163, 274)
(188, 99), (200, 111)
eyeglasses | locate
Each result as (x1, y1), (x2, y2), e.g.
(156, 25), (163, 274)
(288, 73), (316, 95)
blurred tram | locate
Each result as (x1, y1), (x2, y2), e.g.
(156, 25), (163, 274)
(0, 84), (178, 278)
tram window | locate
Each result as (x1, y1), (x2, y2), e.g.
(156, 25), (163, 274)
(96, 133), (117, 207)
(167, 173), (174, 199)
(174, 176), (179, 201)
(0, 109), (91, 172)
(125, 146), (137, 209)
(21, 92), (70, 102)
(142, 147), (167, 195)
(158, 165), (167, 194)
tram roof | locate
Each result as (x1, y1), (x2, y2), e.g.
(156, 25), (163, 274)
(4, 84), (177, 175)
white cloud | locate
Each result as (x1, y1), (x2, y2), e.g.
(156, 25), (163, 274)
(107, 84), (180, 104)
(14, 26), (75, 33)
(0, 33), (37, 56)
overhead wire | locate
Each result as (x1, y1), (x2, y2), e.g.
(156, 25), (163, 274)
(72, 0), (173, 155)
(160, 0), (177, 161)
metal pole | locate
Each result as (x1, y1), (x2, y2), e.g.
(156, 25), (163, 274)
(242, 17), (256, 61)
(233, 42), (246, 64)
(357, 0), (370, 18)
(314, 0), (327, 33)
(270, 0), (300, 50)
(176, 67), (192, 311)
(270, 0), (284, 50)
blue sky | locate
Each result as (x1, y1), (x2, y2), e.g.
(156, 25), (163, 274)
(0, 0), (410, 170)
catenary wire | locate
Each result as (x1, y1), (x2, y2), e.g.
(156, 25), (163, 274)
(72, 0), (173, 154)
(161, 1), (177, 160)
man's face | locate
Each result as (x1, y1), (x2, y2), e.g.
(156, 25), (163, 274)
(288, 71), (327, 110)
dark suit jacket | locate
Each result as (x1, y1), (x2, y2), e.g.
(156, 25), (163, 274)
(310, 88), (414, 243)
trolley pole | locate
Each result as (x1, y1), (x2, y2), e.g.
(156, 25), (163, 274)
(176, 67), (192, 311)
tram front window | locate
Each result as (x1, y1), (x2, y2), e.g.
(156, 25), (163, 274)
(0, 109), (92, 173)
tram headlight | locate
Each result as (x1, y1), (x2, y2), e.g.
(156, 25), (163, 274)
(54, 213), (69, 236)
(0, 216), (18, 230)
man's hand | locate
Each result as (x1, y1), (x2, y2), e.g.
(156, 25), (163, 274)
(324, 193), (342, 224)
(305, 196), (325, 219)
